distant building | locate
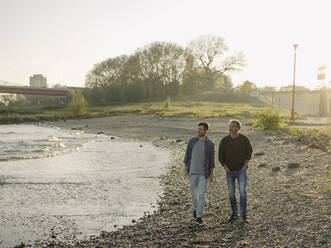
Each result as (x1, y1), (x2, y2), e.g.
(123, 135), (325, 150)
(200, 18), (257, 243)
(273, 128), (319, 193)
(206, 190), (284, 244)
(250, 90), (260, 97)
(30, 74), (47, 88)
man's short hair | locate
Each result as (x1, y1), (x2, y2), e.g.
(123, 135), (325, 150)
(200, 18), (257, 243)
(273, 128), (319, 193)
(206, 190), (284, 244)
(198, 122), (210, 130)
(230, 119), (241, 129)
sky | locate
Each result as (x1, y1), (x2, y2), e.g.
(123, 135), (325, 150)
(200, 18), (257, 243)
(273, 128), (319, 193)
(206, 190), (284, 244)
(0, 0), (330, 89)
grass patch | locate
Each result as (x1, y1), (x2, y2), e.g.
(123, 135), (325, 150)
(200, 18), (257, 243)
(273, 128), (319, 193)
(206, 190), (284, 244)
(80, 102), (290, 119)
(0, 101), (292, 124)
(283, 125), (331, 151)
(249, 108), (330, 151)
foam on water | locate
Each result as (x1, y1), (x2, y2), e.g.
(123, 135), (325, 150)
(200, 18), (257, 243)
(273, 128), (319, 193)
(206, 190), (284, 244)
(0, 124), (95, 161)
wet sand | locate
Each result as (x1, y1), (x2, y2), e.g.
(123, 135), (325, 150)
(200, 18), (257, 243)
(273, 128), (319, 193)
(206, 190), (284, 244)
(18, 115), (331, 247)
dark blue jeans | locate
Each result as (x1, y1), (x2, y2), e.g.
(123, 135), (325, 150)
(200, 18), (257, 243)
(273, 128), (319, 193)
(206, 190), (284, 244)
(226, 168), (247, 217)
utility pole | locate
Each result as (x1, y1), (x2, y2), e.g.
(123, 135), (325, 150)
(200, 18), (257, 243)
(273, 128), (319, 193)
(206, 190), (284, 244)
(291, 44), (298, 121)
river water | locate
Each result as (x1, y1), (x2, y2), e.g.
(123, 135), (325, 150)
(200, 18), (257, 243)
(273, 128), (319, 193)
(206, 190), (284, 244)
(0, 124), (170, 247)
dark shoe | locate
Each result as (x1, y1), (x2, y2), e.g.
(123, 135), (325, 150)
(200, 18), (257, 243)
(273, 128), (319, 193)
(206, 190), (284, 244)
(195, 217), (204, 226)
(228, 214), (238, 223)
(241, 216), (248, 224)
(193, 210), (197, 219)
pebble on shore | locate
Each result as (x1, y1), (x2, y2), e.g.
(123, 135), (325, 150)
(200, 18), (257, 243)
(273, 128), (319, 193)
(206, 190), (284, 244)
(18, 115), (330, 248)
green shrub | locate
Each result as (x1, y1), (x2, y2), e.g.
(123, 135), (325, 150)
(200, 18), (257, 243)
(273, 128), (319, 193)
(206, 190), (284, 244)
(164, 97), (171, 110)
(67, 91), (87, 116)
(253, 110), (283, 130)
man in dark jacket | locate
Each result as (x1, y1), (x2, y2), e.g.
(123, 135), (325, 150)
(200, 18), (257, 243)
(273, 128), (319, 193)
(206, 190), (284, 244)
(184, 122), (215, 225)
(218, 120), (253, 222)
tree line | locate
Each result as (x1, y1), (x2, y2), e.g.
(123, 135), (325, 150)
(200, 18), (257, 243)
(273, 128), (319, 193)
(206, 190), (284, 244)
(83, 35), (246, 104)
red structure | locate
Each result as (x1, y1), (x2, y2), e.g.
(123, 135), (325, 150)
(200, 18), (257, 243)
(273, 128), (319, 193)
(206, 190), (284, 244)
(0, 85), (69, 96)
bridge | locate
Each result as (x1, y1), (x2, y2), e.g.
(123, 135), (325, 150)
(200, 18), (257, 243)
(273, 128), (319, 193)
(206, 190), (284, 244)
(0, 80), (85, 96)
(0, 85), (69, 96)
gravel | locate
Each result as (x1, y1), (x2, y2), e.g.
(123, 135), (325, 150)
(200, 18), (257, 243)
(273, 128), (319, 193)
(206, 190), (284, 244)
(15, 115), (330, 248)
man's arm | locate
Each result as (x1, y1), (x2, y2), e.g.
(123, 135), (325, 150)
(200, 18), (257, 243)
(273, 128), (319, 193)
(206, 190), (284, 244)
(209, 142), (215, 183)
(184, 140), (191, 179)
(243, 137), (253, 169)
(184, 163), (189, 179)
(218, 139), (225, 165)
(218, 139), (230, 172)
(210, 142), (215, 169)
(208, 168), (214, 183)
(184, 140), (190, 165)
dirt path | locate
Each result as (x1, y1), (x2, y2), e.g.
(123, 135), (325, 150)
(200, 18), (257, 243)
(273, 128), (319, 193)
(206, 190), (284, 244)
(38, 115), (331, 247)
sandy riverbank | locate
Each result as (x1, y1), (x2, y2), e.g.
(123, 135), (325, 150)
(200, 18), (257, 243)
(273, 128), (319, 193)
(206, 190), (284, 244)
(18, 115), (330, 247)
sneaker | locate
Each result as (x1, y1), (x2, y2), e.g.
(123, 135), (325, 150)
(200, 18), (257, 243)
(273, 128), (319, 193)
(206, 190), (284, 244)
(193, 210), (197, 219)
(195, 217), (204, 226)
(241, 216), (248, 224)
(228, 214), (238, 223)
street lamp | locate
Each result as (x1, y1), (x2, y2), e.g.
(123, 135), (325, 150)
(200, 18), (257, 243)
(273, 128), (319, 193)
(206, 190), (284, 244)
(291, 44), (298, 121)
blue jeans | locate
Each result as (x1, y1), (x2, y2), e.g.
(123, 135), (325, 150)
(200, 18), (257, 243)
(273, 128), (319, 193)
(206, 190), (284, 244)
(226, 168), (247, 217)
(189, 174), (208, 218)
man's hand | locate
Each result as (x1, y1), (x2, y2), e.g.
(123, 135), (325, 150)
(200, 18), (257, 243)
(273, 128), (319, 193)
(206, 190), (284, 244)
(208, 168), (214, 183)
(243, 160), (249, 170)
(184, 165), (189, 179)
(223, 165), (230, 173)
(208, 174), (213, 183)
(185, 170), (189, 179)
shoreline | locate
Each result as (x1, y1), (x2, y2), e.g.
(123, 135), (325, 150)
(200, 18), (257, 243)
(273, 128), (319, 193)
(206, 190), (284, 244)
(13, 115), (331, 247)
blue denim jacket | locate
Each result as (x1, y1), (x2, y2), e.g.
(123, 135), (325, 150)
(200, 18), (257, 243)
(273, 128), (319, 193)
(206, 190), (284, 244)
(184, 137), (215, 178)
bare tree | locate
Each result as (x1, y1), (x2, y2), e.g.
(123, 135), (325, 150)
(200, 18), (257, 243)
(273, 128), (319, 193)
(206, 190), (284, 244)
(187, 34), (246, 89)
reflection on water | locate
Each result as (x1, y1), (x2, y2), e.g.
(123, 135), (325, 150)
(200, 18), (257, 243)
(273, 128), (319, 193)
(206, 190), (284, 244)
(0, 124), (170, 247)
(0, 124), (93, 161)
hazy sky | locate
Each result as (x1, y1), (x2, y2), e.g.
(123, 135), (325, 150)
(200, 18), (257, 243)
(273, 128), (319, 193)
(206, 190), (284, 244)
(0, 0), (330, 88)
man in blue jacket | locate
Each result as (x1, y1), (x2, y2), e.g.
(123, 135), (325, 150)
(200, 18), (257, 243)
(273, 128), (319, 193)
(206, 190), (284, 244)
(184, 122), (215, 225)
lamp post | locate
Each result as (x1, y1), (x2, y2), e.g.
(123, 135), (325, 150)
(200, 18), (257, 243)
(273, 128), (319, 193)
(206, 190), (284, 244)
(291, 44), (298, 121)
